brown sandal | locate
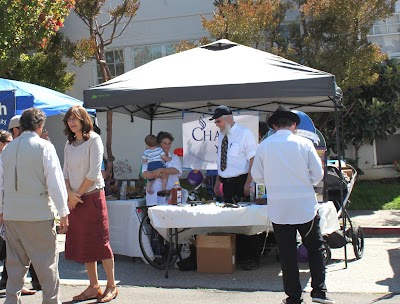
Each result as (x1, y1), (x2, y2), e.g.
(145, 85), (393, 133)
(97, 285), (118, 303)
(21, 286), (36, 295)
(73, 286), (102, 302)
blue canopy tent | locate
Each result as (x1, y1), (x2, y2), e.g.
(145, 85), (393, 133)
(0, 78), (95, 116)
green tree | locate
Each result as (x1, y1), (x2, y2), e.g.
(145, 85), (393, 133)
(293, 0), (395, 91)
(198, 0), (399, 161)
(0, 0), (75, 74)
(341, 59), (400, 165)
(73, 0), (140, 160)
(202, 0), (292, 54)
(11, 33), (75, 93)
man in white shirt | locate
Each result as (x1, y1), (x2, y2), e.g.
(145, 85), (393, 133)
(252, 106), (334, 304)
(0, 108), (69, 304)
(210, 105), (259, 270)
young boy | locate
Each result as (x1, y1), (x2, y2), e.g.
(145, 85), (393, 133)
(142, 134), (172, 194)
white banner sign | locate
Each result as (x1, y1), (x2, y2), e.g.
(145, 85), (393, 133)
(182, 111), (258, 170)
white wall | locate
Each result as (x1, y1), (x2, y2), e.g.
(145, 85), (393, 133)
(95, 112), (183, 179)
(346, 143), (400, 180)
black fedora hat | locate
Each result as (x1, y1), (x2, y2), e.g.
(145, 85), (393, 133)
(209, 105), (232, 121)
(267, 106), (300, 129)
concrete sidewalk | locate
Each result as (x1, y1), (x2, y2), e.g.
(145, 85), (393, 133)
(348, 210), (400, 235)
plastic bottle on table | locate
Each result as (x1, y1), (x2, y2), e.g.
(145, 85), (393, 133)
(170, 182), (182, 205)
(249, 180), (256, 202)
(120, 181), (127, 200)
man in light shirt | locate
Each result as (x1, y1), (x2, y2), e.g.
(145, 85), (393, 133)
(0, 108), (69, 304)
(252, 106), (334, 304)
(210, 105), (259, 270)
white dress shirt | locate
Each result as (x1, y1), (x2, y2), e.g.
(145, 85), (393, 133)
(251, 129), (323, 224)
(217, 123), (257, 178)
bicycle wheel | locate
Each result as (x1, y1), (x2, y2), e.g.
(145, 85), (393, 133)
(138, 214), (181, 270)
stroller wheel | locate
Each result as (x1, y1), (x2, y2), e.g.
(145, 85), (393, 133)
(352, 226), (364, 259)
(323, 242), (332, 265)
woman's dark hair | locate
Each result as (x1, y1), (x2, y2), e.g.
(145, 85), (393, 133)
(0, 130), (12, 143)
(63, 105), (93, 144)
(20, 108), (46, 132)
(157, 131), (174, 144)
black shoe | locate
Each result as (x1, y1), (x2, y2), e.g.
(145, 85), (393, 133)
(0, 279), (6, 289)
(281, 298), (306, 304)
(242, 260), (259, 271)
(31, 281), (42, 291)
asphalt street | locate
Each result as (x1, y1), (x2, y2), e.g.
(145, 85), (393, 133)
(0, 235), (399, 304)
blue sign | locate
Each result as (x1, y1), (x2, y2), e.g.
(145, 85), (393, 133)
(0, 90), (16, 130)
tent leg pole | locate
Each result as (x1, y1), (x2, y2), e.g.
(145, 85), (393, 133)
(334, 100), (347, 268)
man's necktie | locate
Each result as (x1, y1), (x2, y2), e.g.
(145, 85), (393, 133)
(220, 135), (228, 171)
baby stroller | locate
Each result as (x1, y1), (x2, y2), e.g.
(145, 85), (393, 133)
(322, 161), (364, 264)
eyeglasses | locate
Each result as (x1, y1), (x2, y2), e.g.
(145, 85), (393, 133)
(67, 117), (79, 122)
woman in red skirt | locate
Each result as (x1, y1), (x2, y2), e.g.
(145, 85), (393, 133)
(63, 106), (117, 303)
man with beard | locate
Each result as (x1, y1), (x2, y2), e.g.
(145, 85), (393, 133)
(210, 105), (259, 270)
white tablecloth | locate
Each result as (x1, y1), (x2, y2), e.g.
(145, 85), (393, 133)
(106, 198), (146, 257)
(148, 201), (340, 243)
(148, 203), (273, 243)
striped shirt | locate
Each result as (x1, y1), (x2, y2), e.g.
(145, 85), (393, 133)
(142, 147), (165, 164)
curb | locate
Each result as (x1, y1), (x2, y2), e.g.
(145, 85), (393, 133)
(362, 226), (400, 236)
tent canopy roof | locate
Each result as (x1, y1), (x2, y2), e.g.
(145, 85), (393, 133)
(84, 39), (341, 120)
(0, 78), (95, 116)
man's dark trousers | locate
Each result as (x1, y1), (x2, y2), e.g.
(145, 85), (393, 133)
(272, 214), (327, 304)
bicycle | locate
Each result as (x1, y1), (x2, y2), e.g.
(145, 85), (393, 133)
(136, 205), (182, 270)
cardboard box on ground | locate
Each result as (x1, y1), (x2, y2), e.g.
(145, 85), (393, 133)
(196, 234), (236, 274)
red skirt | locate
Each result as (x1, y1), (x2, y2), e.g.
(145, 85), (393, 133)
(65, 190), (113, 263)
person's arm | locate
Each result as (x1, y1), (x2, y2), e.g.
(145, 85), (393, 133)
(75, 135), (102, 196)
(243, 157), (254, 196)
(214, 175), (222, 197)
(308, 144), (324, 185)
(161, 154), (172, 162)
(65, 179), (83, 210)
(243, 129), (258, 196)
(251, 146), (265, 184)
(43, 144), (69, 233)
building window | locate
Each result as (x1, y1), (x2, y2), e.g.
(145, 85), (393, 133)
(97, 50), (125, 84)
(133, 45), (162, 68)
(369, 14), (400, 36)
(375, 133), (400, 165)
(132, 43), (176, 68)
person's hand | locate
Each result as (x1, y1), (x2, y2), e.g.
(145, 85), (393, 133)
(214, 179), (221, 196)
(152, 168), (164, 179)
(67, 191), (83, 210)
(243, 181), (251, 196)
(58, 216), (69, 234)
